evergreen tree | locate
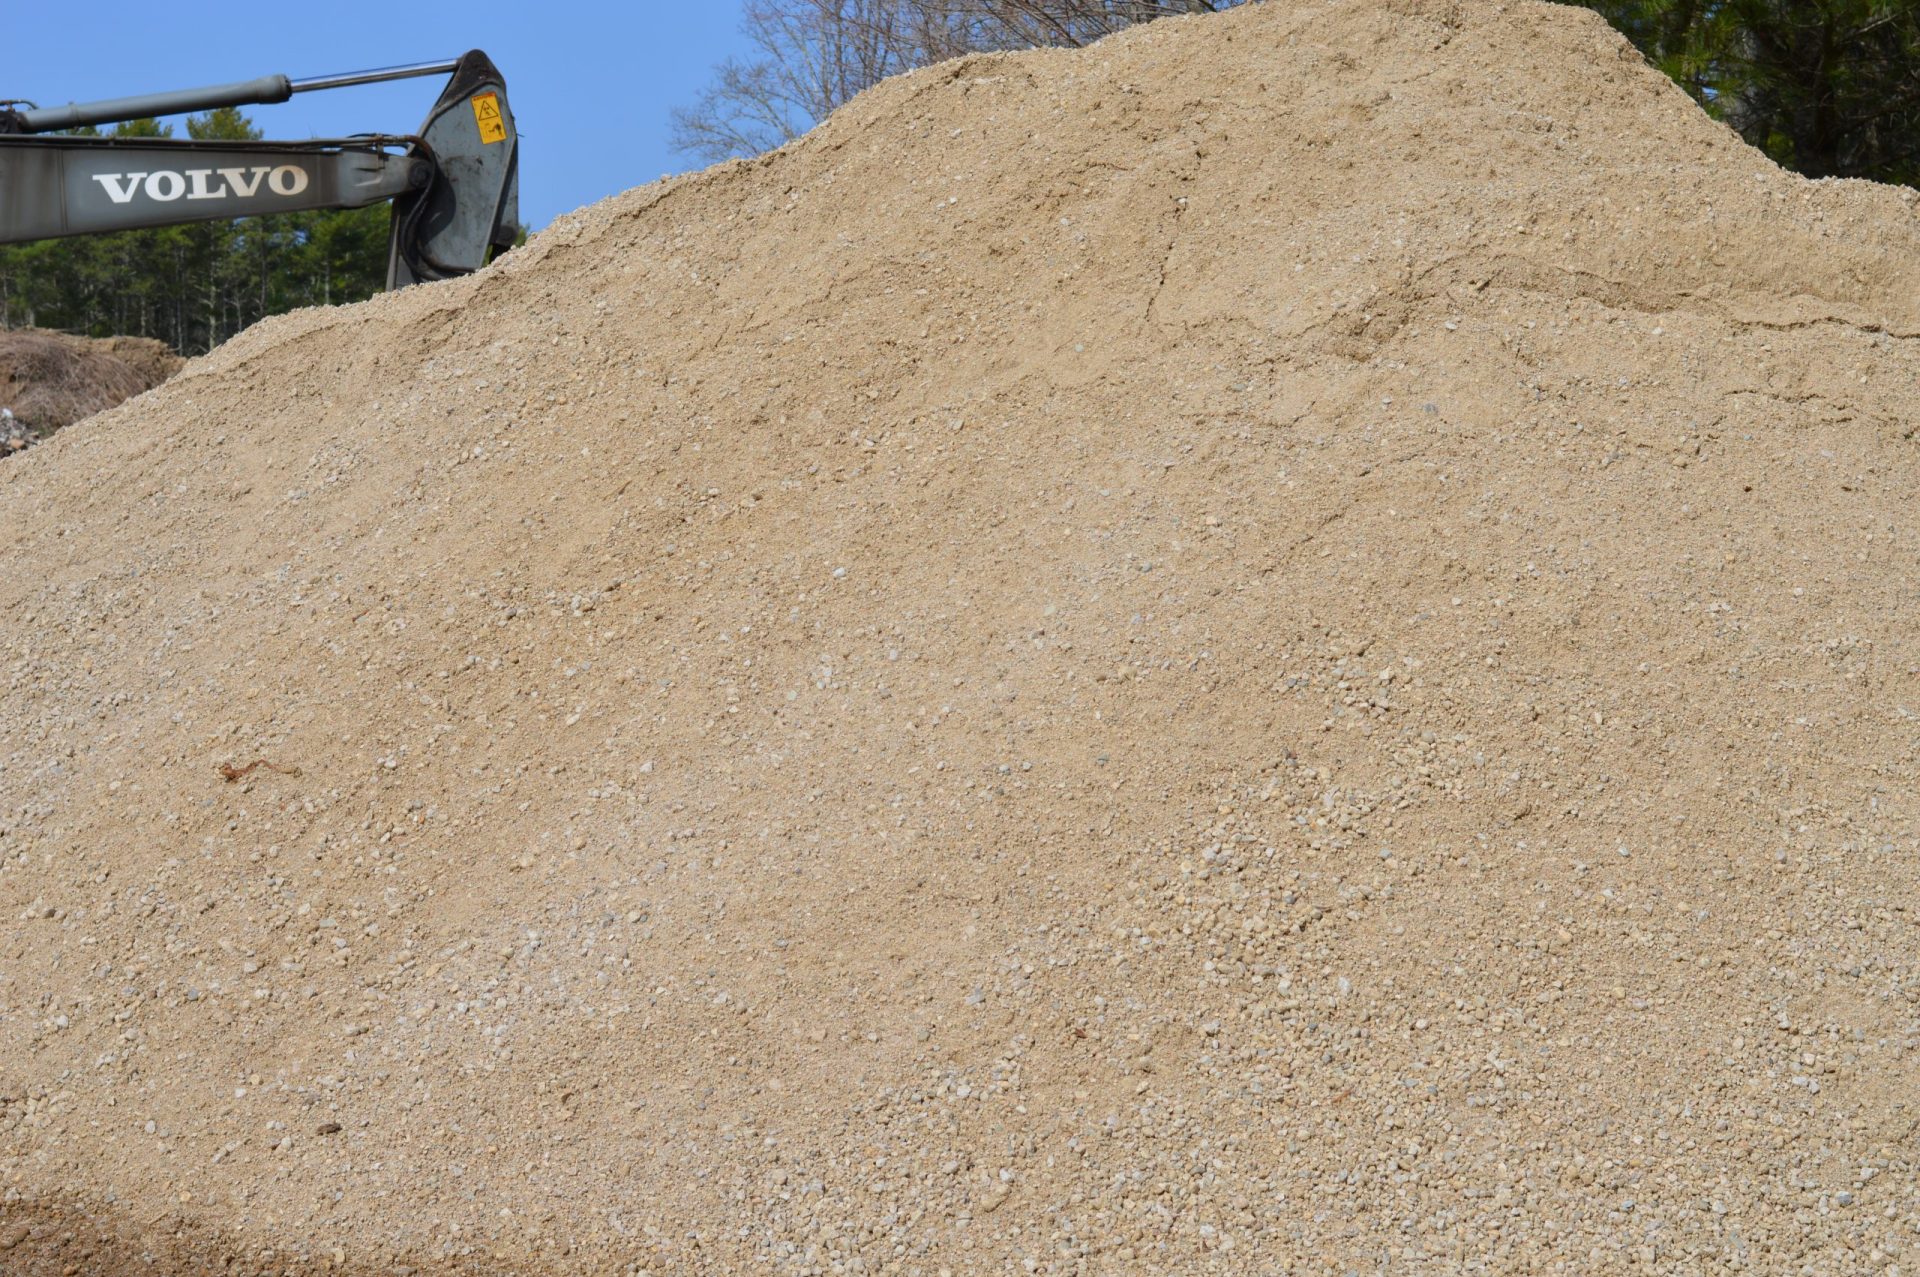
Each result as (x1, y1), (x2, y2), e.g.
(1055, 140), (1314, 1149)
(1578, 0), (1920, 183)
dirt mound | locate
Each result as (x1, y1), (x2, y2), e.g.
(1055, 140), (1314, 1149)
(0, 329), (181, 451)
(4, 1), (1920, 1272)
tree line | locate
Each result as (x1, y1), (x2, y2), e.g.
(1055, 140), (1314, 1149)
(0, 107), (389, 354)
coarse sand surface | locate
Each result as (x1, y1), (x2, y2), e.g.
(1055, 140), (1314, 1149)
(4, 2), (1920, 1272)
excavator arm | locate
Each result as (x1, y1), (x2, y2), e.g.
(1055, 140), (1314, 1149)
(0, 50), (519, 289)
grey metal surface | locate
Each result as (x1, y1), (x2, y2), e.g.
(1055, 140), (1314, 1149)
(8, 59), (458, 136)
(12, 76), (292, 136)
(386, 51), (518, 287)
(290, 59), (460, 94)
(0, 140), (428, 243)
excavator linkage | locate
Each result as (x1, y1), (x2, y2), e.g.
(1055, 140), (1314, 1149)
(385, 51), (520, 287)
(0, 50), (519, 288)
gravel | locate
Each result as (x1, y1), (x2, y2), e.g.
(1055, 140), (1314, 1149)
(5, 1), (1920, 1273)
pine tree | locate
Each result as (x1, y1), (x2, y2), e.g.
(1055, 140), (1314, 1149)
(1578, 0), (1920, 183)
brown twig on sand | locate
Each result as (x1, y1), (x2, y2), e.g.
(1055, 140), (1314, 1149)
(218, 759), (303, 783)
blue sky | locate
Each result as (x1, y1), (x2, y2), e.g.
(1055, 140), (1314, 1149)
(5, 1), (751, 229)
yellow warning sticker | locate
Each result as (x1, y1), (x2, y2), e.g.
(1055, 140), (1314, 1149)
(470, 92), (507, 145)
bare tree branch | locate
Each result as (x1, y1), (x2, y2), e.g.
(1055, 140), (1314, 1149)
(672, 0), (1254, 163)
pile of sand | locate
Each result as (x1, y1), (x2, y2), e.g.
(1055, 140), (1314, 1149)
(0, 330), (181, 451)
(4, 1), (1919, 1272)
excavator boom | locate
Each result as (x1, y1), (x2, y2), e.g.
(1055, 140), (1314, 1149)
(0, 51), (519, 288)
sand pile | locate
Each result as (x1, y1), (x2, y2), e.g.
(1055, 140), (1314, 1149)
(0, 330), (181, 452)
(4, 0), (1920, 1271)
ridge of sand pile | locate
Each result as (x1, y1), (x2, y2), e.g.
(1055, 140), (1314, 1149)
(5, 1), (1920, 1271)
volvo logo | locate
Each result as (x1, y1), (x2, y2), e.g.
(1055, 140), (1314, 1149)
(90, 165), (311, 205)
